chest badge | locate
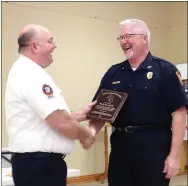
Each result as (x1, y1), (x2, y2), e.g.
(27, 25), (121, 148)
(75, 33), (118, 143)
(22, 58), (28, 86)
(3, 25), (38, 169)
(112, 81), (120, 84)
(146, 72), (153, 79)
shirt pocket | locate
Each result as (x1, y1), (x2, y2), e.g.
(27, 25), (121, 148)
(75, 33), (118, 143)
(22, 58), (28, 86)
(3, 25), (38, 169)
(105, 81), (126, 92)
(135, 72), (159, 94)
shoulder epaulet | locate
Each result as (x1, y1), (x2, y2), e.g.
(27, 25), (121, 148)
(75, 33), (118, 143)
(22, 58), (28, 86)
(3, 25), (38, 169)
(153, 56), (169, 63)
(111, 60), (126, 67)
(103, 60), (126, 78)
(153, 56), (175, 67)
(107, 60), (126, 73)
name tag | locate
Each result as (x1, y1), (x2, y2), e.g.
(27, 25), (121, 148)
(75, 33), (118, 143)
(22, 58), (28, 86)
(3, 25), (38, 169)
(112, 81), (120, 84)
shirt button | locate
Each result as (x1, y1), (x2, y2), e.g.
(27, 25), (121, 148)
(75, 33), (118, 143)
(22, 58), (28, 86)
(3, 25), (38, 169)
(130, 85), (132, 87)
(145, 87), (147, 89)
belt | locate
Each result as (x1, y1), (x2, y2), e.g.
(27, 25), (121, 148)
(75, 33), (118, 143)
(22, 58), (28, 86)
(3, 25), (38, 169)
(11, 152), (66, 159)
(115, 125), (166, 133)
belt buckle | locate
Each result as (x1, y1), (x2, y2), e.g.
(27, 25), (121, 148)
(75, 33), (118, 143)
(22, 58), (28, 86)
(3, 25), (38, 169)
(124, 126), (134, 133)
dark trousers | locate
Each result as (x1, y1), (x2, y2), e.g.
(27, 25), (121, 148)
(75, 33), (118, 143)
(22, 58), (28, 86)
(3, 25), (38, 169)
(108, 128), (172, 186)
(11, 152), (67, 186)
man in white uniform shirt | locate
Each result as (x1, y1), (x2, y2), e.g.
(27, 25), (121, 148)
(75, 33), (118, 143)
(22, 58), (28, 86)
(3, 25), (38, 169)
(5, 24), (96, 186)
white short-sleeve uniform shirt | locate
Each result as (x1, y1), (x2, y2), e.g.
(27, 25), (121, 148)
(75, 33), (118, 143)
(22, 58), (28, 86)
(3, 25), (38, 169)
(5, 55), (75, 154)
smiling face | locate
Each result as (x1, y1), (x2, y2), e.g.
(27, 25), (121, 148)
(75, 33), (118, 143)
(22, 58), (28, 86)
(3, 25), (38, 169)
(18, 25), (57, 68)
(119, 23), (148, 61)
(36, 30), (57, 68)
(30, 28), (57, 68)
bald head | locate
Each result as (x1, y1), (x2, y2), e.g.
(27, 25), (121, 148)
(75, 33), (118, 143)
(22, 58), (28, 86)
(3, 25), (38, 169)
(17, 24), (50, 53)
(17, 24), (56, 68)
(120, 19), (150, 45)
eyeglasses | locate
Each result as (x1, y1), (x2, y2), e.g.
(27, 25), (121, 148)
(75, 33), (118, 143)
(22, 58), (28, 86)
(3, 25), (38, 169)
(117, 34), (145, 41)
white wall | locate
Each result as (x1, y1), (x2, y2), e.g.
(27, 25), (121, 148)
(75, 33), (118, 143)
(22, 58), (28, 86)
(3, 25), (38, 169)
(2, 2), (187, 175)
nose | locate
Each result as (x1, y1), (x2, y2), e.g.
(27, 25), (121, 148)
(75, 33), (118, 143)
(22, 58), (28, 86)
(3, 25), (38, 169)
(53, 43), (57, 49)
(120, 38), (128, 45)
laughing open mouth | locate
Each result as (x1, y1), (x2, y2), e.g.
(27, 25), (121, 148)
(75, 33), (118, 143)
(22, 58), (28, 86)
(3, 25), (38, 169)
(124, 47), (132, 51)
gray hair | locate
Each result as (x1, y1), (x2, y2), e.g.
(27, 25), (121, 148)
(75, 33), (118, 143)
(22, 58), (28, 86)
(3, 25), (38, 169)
(17, 24), (49, 53)
(120, 19), (150, 46)
(17, 28), (36, 53)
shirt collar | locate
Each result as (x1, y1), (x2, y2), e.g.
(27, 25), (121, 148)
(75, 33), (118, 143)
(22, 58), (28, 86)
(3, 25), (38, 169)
(19, 54), (33, 62)
(19, 54), (43, 69)
(123, 52), (153, 71)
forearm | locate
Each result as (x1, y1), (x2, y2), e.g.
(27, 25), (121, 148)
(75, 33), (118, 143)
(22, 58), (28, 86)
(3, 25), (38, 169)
(46, 110), (91, 141)
(60, 119), (91, 141)
(89, 120), (105, 136)
(71, 111), (85, 122)
(170, 107), (186, 157)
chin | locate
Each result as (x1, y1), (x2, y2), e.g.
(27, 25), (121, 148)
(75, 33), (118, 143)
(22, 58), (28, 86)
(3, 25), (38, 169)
(124, 51), (133, 60)
(49, 59), (53, 64)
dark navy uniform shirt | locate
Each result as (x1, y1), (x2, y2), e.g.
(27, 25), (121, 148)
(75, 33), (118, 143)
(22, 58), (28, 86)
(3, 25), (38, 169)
(93, 52), (187, 128)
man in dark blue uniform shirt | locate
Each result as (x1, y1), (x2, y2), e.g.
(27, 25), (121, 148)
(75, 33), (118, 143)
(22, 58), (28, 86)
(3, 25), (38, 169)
(82, 19), (187, 186)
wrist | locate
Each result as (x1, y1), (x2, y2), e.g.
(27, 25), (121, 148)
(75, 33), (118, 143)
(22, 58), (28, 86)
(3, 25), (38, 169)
(89, 126), (96, 136)
(74, 111), (86, 122)
(78, 111), (84, 122)
(169, 151), (180, 158)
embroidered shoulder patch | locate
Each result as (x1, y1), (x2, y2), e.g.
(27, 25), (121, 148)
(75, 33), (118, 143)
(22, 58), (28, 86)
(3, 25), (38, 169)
(176, 71), (183, 85)
(42, 84), (54, 97)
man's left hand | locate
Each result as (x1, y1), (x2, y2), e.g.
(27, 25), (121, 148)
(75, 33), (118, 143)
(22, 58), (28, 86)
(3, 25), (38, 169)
(81, 100), (97, 121)
(163, 155), (180, 178)
(71, 100), (97, 122)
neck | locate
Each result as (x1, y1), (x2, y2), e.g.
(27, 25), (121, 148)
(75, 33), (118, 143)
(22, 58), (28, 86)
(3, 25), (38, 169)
(128, 49), (149, 68)
(20, 52), (43, 68)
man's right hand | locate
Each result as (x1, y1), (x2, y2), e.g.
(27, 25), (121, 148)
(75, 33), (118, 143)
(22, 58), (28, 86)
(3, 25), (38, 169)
(81, 136), (96, 149)
(80, 120), (106, 149)
(80, 127), (96, 149)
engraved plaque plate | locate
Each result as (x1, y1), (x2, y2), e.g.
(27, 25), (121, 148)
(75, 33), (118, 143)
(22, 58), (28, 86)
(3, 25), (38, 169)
(88, 89), (128, 123)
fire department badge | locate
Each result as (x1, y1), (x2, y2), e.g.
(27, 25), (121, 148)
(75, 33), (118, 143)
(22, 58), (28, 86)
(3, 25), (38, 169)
(42, 84), (53, 98)
(147, 72), (153, 79)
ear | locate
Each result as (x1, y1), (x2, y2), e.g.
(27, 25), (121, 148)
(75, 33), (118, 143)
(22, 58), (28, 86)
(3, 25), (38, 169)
(30, 41), (38, 53)
(143, 35), (147, 43)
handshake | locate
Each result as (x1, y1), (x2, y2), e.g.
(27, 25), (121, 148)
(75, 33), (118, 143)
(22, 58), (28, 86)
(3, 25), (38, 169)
(79, 127), (96, 149)
(76, 100), (104, 149)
